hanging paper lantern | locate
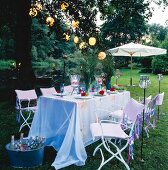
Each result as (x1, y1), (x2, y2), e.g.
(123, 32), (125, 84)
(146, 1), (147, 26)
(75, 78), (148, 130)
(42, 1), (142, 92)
(35, 2), (43, 12)
(63, 33), (71, 41)
(61, 2), (69, 10)
(79, 42), (87, 49)
(71, 20), (79, 29)
(29, 8), (38, 17)
(89, 37), (96, 46)
(98, 52), (106, 60)
(46, 16), (55, 27)
(74, 36), (79, 43)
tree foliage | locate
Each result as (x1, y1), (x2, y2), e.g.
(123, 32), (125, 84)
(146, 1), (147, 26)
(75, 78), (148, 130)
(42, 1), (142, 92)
(99, 0), (151, 48)
(152, 35), (168, 74)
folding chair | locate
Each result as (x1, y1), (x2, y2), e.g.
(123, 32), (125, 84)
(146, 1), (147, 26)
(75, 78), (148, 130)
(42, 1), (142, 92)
(40, 87), (57, 96)
(144, 92), (164, 138)
(90, 98), (144, 170)
(109, 95), (151, 126)
(15, 89), (37, 132)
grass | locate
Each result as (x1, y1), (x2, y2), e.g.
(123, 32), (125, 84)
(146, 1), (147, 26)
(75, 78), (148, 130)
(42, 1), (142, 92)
(0, 68), (168, 170)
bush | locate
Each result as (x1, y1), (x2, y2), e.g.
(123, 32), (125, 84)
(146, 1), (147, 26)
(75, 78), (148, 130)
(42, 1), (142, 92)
(139, 68), (152, 73)
(0, 60), (15, 70)
(152, 55), (168, 74)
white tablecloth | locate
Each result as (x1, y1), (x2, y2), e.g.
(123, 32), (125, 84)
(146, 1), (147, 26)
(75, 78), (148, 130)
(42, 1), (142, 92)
(29, 91), (130, 169)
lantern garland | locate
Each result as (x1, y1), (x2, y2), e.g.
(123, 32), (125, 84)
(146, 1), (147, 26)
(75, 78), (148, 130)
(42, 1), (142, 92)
(29, 0), (99, 50)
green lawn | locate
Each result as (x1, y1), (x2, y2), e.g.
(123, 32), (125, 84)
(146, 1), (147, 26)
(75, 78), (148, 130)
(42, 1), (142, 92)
(0, 69), (168, 170)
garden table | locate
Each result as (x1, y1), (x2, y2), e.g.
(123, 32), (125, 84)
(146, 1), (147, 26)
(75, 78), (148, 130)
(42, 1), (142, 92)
(29, 91), (130, 169)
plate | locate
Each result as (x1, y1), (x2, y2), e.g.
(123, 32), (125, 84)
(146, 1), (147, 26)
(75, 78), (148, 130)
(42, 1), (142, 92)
(117, 90), (125, 93)
(74, 95), (92, 99)
(94, 93), (106, 97)
(52, 93), (67, 96)
(107, 90), (118, 94)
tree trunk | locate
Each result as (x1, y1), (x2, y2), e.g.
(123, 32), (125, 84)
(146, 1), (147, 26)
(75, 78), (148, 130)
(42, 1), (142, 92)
(15, 0), (35, 89)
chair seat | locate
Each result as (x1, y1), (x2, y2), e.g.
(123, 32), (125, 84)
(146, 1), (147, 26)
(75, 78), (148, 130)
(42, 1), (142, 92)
(91, 122), (129, 139)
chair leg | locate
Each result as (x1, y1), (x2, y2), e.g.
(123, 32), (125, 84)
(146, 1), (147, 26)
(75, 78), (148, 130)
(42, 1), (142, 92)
(19, 110), (32, 131)
(93, 139), (130, 170)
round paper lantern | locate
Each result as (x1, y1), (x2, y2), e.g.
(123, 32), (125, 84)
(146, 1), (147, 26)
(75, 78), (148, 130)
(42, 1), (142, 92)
(74, 36), (79, 43)
(46, 16), (55, 27)
(89, 37), (96, 46)
(35, 2), (43, 12)
(61, 2), (69, 10)
(79, 42), (87, 49)
(29, 8), (38, 17)
(72, 20), (79, 29)
(98, 52), (106, 60)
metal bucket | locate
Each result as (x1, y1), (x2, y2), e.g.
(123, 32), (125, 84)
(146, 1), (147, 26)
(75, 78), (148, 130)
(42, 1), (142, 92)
(6, 143), (44, 168)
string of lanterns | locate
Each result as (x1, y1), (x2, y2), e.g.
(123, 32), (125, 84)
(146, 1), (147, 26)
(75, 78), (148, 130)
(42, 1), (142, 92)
(29, 1), (106, 60)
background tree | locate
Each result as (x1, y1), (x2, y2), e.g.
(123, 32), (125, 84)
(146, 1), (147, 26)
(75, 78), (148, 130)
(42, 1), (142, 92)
(98, 0), (151, 69)
(152, 35), (168, 74)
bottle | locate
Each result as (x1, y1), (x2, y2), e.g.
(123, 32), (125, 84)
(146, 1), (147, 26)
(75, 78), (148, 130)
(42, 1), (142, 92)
(19, 133), (24, 144)
(10, 135), (15, 150)
(60, 83), (64, 94)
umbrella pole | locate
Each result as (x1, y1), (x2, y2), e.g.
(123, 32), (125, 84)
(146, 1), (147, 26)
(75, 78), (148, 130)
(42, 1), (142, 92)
(130, 55), (133, 86)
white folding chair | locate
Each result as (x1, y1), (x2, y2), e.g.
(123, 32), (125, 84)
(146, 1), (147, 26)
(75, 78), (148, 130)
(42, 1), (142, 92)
(40, 87), (57, 96)
(109, 95), (151, 124)
(15, 89), (37, 132)
(90, 98), (144, 170)
(144, 92), (164, 138)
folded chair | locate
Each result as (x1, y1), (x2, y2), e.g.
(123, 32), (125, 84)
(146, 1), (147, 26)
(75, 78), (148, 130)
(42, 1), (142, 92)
(15, 89), (37, 132)
(145, 92), (164, 138)
(40, 87), (57, 96)
(90, 98), (144, 170)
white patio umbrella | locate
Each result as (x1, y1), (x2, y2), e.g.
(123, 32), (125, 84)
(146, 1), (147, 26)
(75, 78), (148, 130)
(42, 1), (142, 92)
(108, 42), (167, 86)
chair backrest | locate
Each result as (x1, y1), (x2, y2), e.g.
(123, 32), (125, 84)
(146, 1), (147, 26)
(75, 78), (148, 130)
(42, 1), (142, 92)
(40, 87), (57, 96)
(123, 98), (144, 122)
(15, 89), (37, 109)
(15, 89), (37, 101)
(155, 92), (164, 106)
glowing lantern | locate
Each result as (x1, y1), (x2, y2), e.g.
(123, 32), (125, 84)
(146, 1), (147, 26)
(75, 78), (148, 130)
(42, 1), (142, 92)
(46, 16), (55, 27)
(98, 52), (106, 60)
(79, 42), (87, 49)
(63, 33), (71, 41)
(72, 20), (79, 29)
(61, 2), (69, 10)
(74, 36), (79, 43)
(29, 8), (38, 17)
(89, 37), (96, 46)
(35, 2), (43, 12)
